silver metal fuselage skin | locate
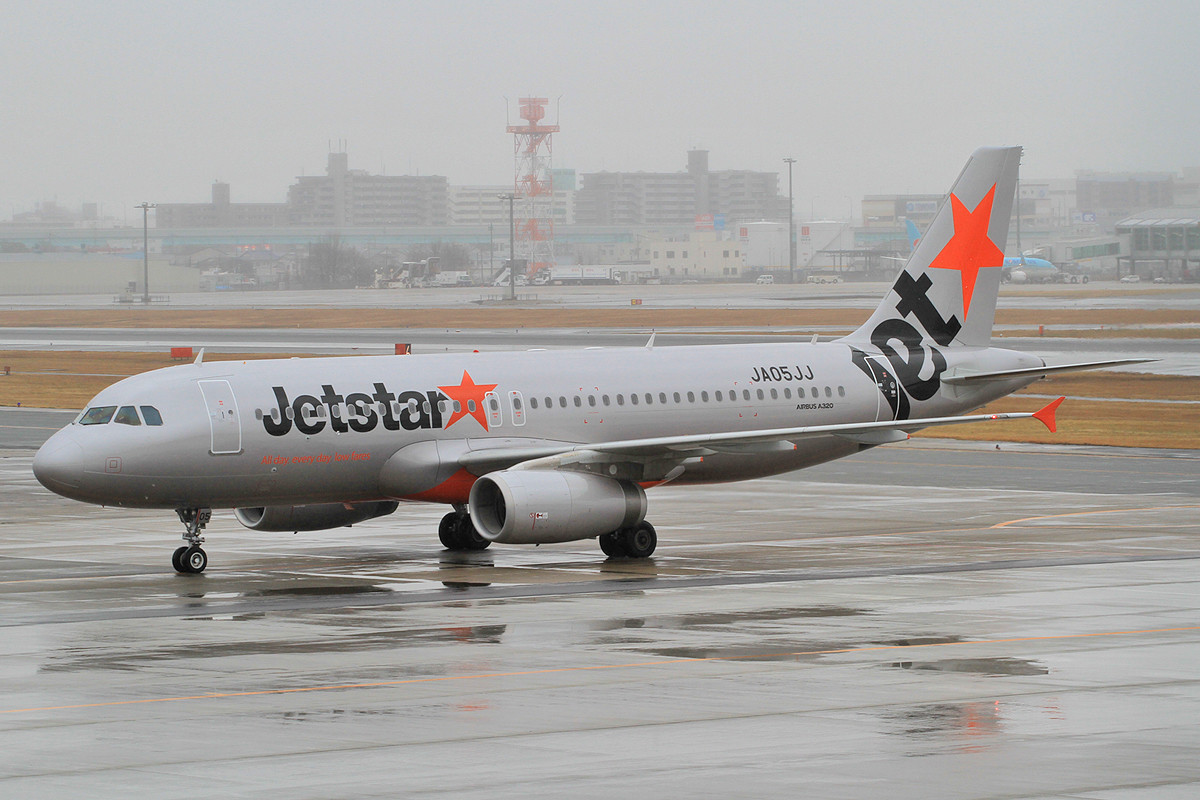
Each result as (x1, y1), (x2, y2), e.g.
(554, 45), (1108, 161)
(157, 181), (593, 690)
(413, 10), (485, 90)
(33, 340), (1039, 510)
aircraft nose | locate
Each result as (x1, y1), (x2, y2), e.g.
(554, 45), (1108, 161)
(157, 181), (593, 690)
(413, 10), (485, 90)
(33, 433), (85, 493)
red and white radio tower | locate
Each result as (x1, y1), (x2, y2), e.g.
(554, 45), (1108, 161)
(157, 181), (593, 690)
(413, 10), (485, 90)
(507, 97), (559, 275)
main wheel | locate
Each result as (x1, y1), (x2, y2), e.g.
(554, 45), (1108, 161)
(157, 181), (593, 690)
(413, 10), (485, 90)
(598, 531), (624, 557)
(171, 546), (189, 573)
(458, 516), (491, 551)
(181, 546), (208, 574)
(620, 522), (657, 558)
(438, 512), (462, 549)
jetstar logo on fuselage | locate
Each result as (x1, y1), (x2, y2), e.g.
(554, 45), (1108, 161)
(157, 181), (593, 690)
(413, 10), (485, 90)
(262, 371), (498, 437)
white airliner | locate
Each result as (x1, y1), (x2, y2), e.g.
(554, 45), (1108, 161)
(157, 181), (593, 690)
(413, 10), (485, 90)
(33, 147), (1144, 573)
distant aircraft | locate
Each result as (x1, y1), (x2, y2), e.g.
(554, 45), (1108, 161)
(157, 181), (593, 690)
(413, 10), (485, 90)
(1002, 255), (1061, 284)
(33, 147), (1143, 573)
(905, 218), (922, 252)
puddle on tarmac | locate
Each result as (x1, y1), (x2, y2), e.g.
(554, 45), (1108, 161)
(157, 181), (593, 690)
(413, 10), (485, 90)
(253, 584), (392, 597)
(888, 656), (1048, 677)
(590, 605), (865, 632)
(882, 701), (1003, 739)
(39, 624), (508, 673)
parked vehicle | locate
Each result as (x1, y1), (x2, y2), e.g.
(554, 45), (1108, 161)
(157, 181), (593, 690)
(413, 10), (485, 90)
(755, 274), (775, 285)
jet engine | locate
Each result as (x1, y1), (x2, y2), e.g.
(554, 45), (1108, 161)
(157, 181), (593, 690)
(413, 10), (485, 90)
(235, 501), (399, 532)
(1006, 269), (1029, 284)
(468, 470), (646, 544)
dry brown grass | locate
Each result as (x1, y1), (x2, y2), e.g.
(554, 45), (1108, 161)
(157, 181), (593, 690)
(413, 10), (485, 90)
(0, 350), (320, 409)
(5, 350), (1196, 449)
(920, 397), (1199, 450)
(2, 306), (1198, 330)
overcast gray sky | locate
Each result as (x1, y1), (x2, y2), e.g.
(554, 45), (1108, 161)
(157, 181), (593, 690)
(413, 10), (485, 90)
(2, 0), (1196, 222)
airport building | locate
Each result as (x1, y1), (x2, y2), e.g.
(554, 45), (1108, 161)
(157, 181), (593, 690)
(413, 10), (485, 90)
(1115, 209), (1200, 281)
(286, 153), (449, 227)
(156, 183), (289, 228)
(574, 150), (786, 227)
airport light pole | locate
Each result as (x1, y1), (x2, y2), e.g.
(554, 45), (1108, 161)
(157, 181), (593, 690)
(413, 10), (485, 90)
(784, 158), (796, 284)
(498, 193), (516, 300)
(136, 202), (155, 303)
(782, 158), (792, 283)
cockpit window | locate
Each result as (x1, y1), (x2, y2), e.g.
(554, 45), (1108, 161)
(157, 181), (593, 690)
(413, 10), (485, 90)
(79, 406), (117, 425)
(140, 406), (163, 426)
(113, 406), (142, 426)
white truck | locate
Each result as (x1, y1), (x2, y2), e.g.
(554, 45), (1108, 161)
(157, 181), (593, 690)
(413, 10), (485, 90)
(431, 270), (472, 287)
(536, 265), (621, 286)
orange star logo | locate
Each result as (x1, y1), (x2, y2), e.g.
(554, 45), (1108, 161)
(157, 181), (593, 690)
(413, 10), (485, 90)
(927, 184), (1005, 318)
(438, 370), (498, 431)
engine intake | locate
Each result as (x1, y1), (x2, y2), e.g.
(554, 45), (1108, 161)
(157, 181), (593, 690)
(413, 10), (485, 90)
(469, 470), (646, 544)
(235, 501), (399, 532)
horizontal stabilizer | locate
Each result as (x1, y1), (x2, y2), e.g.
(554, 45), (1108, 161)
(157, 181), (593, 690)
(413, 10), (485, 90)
(1032, 396), (1065, 433)
(941, 358), (1156, 384)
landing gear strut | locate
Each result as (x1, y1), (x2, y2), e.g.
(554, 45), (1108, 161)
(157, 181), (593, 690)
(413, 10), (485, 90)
(599, 521), (657, 559)
(173, 508), (211, 574)
(439, 509), (490, 552)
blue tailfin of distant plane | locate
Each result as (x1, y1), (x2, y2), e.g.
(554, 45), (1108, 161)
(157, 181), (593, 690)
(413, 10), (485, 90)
(905, 218), (921, 253)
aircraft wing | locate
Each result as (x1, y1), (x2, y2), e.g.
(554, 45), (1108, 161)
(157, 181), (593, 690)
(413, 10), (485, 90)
(457, 398), (1064, 476)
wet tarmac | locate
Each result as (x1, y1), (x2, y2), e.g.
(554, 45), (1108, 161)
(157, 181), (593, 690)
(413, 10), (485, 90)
(3, 436), (1200, 798)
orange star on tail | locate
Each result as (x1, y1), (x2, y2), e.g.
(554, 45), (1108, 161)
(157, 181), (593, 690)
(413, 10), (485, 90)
(926, 184), (1005, 318)
(437, 370), (498, 431)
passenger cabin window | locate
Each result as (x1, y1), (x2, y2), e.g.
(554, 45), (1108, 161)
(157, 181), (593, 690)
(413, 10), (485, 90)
(140, 406), (163, 426)
(80, 406), (117, 425)
(113, 406), (141, 426)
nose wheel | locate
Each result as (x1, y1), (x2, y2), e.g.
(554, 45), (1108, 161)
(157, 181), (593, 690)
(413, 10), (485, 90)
(173, 508), (212, 574)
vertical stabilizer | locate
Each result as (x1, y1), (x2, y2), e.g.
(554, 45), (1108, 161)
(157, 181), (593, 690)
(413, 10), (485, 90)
(844, 146), (1021, 348)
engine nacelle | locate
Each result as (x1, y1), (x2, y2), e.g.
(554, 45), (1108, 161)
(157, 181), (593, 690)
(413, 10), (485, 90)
(235, 501), (399, 532)
(469, 470), (647, 544)
(1007, 269), (1029, 284)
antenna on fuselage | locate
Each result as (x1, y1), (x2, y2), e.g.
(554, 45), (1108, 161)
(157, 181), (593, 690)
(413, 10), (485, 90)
(193, 348), (205, 365)
(645, 332), (656, 350)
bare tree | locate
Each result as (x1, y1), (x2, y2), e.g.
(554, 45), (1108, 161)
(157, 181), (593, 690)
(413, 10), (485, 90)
(301, 235), (372, 288)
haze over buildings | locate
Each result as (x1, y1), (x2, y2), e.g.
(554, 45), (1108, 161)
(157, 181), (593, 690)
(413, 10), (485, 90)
(3, 1), (1197, 226)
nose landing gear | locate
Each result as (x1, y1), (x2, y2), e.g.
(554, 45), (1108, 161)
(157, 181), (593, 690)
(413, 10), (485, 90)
(173, 508), (212, 574)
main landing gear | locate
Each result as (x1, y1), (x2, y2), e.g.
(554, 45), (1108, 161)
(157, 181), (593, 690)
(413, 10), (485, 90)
(439, 509), (491, 552)
(598, 521), (657, 559)
(173, 508), (211, 574)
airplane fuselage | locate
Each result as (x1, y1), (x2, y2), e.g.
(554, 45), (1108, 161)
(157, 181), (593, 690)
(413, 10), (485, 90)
(34, 340), (1040, 511)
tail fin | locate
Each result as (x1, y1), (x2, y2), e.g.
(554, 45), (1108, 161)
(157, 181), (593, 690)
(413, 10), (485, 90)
(845, 146), (1021, 348)
(905, 218), (921, 253)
